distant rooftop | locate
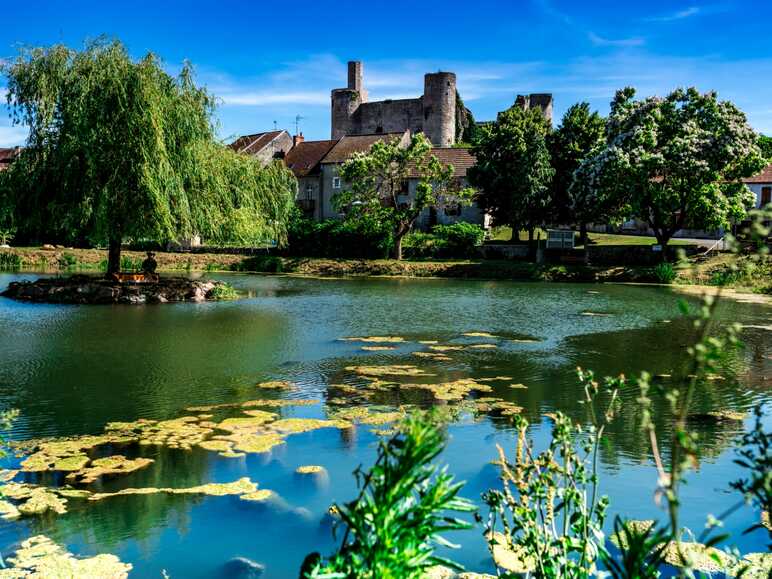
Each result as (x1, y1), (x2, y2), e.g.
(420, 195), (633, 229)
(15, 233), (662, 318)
(321, 132), (407, 164)
(229, 130), (286, 154)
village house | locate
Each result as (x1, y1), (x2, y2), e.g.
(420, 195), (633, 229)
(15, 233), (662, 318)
(0, 147), (21, 171)
(742, 162), (772, 209)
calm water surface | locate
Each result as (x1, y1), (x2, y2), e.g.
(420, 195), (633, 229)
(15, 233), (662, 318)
(0, 272), (769, 577)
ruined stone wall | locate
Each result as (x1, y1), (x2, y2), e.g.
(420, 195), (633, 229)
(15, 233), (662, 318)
(354, 99), (424, 136)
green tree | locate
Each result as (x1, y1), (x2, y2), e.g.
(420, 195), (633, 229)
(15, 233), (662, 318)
(575, 87), (764, 251)
(336, 133), (473, 260)
(0, 39), (296, 274)
(549, 102), (606, 242)
(758, 134), (772, 161)
(468, 106), (553, 243)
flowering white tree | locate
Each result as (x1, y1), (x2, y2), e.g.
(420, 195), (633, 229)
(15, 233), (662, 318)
(572, 87), (765, 249)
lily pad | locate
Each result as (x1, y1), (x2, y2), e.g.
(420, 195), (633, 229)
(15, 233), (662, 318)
(65, 455), (154, 485)
(295, 465), (326, 475)
(241, 489), (276, 502)
(340, 336), (405, 343)
(0, 535), (132, 578)
(256, 380), (294, 390)
(662, 541), (735, 573)
(89, 477), (257, 501)
(488, 532), (535, 573)
(462, 332), (498, 338)
(271, 418), (352, 434)
(345, 364), (433, 377)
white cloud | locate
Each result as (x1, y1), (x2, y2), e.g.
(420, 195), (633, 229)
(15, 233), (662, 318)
(645, 6), (700, 22)
(219, 91), (329, 107)
(588, 33), (645, 47)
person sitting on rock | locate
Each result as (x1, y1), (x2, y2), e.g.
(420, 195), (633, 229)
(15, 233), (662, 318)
(141, 251), (158, 276)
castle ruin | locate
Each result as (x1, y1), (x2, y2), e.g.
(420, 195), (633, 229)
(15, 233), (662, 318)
(331, 61), (457, 147)
(331, 61), (553, 147)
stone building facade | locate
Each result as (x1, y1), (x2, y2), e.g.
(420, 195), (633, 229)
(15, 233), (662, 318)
(331, 61), (457, 147)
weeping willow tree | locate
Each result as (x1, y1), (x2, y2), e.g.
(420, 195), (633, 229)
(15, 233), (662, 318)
(0, 39), (296, 274)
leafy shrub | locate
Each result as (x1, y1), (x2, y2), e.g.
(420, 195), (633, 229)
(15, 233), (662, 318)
(57, 252), (78, 269)
(432, 222), (485, 257)
(652, 261), (676, 283)
(286, 213), (393, 259)
(120, 256), (143, 272)
(402, 231), (445, 258)
(0, 252), (22, 271)
(208, 282), (239, 300)
(403, 222), (485, 259)
(233, 255), (283, 273)
(302, 412), (475, 578)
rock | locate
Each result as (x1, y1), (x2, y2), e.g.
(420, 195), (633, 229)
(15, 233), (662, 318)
(41, 244), (56, 250)
(221, 556), (265, 578)
(1, 276), (233, 305)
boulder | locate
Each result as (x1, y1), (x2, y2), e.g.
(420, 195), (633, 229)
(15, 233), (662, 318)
(1, 276), (232, 305)
(221, 557), (265, 578)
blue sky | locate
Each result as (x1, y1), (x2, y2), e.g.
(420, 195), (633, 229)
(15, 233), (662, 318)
(1, 0), (771, 146)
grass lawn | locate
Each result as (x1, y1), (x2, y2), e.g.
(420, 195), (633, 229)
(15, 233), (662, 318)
(489, 227), (697, 246)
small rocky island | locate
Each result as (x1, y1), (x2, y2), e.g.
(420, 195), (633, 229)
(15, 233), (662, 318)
(1, 275), (232, 305)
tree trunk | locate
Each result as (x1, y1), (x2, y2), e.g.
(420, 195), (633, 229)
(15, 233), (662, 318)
(393, 234), (404, 260)
(579, 222), (588, 246)
(510, 224), (520, 242)
(107, 237), (122, 277)
(527, 228), (534, 244)
(654, 230), (671, 262)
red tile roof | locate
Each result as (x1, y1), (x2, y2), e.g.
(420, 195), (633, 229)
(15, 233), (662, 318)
(742, 163), (772, 184)
(0, 147), (21, 170)
(428, 148), (475, 177)
(229, 130), (285, 154)
(408, 147), (476, 178)
(321, 132), (406, 164)
(284, 140), (338, 177)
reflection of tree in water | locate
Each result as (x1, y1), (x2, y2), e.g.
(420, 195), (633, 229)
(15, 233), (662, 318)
(1, 305), (289, 438)
(23, 444), (212, 554)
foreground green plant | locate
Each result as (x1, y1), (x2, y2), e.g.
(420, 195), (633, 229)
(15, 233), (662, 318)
(208, 283), (239, 301)
(0, 252), (22, 271)
(482, 371), (622, 578)
(302, 412), (475, 578)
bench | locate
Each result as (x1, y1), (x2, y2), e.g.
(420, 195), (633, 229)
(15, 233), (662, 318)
(111, 272), (158, 284)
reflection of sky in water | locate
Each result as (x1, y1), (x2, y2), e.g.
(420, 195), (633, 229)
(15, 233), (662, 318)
(0, 273), (769, 577)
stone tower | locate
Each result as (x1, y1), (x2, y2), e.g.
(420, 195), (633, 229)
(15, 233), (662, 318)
(331, 61), (368, 139)
(515, 93), (554, 125)
(422, 72), (456, 147)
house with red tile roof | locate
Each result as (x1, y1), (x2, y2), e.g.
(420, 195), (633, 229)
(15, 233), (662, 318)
(742, 162), (772, 208)
(0, 147), (21, 171)
(228, 130), (293, 165)
(231, 128), (488, 228)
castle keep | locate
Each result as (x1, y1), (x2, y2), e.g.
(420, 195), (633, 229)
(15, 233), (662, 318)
(331, 61), (457, 146)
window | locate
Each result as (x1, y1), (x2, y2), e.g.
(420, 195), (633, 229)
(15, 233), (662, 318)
(444, 204), (461, 217)
(332, 177), (341, 189)
(399, 180), (409, 195)
(762, 186), (771, 206)
(305, 184), (314, 200)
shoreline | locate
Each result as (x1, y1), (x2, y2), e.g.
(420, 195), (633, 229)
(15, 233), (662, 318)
(1, 247), (769, 298)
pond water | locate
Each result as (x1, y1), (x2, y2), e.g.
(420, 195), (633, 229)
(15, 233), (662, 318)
(0, 272), (769, 578)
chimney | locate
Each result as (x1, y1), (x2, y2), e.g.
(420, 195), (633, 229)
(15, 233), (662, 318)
(293, 133), (304, 147)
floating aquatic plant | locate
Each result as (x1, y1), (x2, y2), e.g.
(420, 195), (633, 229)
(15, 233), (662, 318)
(88, 477), (257, 501)
(0, 535), (132, 578)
